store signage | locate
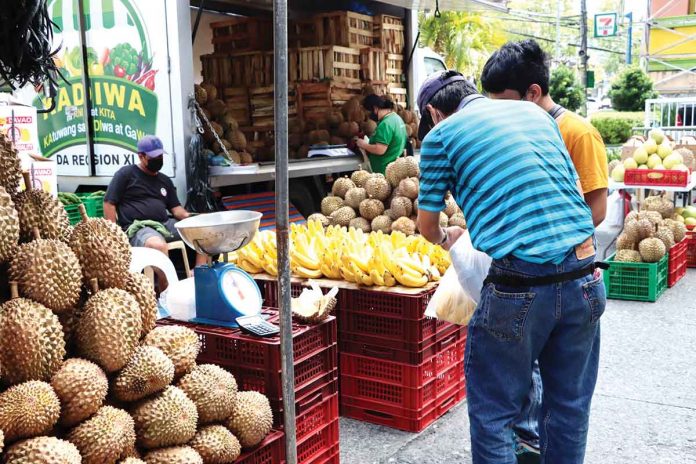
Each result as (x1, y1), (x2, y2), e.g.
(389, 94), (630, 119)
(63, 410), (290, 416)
(594, 12), (618, 38)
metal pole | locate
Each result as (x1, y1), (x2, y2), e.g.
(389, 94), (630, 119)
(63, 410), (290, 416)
(556, 0), (561, 63)
(273, 0), (296, 463)
(77, 0), (97, 177)
(626, 12), (633, 65)
(580, 0), (588, 116)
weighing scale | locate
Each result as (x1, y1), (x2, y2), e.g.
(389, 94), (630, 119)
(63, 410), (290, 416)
(174, 210), (264, 328)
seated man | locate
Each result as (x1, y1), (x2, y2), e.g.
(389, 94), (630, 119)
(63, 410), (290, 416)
(104, 135), (206, 278)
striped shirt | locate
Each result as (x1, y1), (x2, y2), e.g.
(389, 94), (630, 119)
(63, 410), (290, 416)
(418, 98), (594, 264)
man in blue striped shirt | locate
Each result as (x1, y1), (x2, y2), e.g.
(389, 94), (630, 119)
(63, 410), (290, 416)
(416, 71), (605, 464)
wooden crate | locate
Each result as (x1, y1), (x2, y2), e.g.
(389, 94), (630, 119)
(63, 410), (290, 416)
(388, 85), (408, 106)
(360, 47), (386, 82)
(296, 81), (362, 123)
(386, 53), (405, 85)
(313, 11), (374, 48)
(374, 15), (404, 54)
(289, 19), (317, 48)
(364, 80), (389, 97)
(200, 54), (226, 88)
(223, 87), (250, 126)
(250, 86), (297, 128)
(211, 17), (273, 52)
(298, 46), (361, 83)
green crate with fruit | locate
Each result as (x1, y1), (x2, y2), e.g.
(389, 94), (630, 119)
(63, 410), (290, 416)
(76, 191), (105, 218)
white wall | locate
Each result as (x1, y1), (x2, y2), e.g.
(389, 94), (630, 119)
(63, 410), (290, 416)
(190, 8), (230, 83)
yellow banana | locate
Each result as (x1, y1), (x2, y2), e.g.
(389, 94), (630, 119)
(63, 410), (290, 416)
(370, 269), (385, 286)
(239, 259), (263, 274)
(383, 271), (396, 286)
(393, 268), (428, 287)
(292, 264), (323, 279)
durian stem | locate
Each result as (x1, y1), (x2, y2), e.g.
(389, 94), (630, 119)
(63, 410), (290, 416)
(89, 278), (99, 293)
(78, 204), (89, 222)
(21, 172), (31, 191)
(32, 227), (41, 240)
(9, 282), (18, 299)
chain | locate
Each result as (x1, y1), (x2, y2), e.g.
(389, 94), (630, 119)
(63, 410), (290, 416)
(192, 98), (233, 163)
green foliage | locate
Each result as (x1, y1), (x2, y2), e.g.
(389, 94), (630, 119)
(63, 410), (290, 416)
(608, 67), (658, 112)
(591, 112), (644, 145)
(419, 11), (507, 77)
(549, 66), (585, 112)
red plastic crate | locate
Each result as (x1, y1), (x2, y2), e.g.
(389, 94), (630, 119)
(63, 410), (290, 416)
(297, 418), (339, 464)
(341, 381), (466, 433)
(685, 231), (696, 268)
(339, 310), (460, 351)
(340, 338), (465, 388)
(668, 238), (687, 287)
(157, 311), (336, 372)
(262, 280), (309, 308)
(236, 429), (285, 464)
(340, 361), (464, 410)
(272, 378), (338, 432)
(343, 286), (437, 319)
(305, 444), (340, 464)
(202, 344), (337, 401)
(339, 326), (467, 364)
(624, 168), (690, 187)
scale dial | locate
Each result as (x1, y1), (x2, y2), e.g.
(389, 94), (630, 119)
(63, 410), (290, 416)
(219, 267), (263, 316)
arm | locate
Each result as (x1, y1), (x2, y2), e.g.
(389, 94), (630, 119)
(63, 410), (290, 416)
(171, 206), (190, 221)
(584, 188), (608, 226)
(356, 139), (388, 155)
(104, 201), (118, 223)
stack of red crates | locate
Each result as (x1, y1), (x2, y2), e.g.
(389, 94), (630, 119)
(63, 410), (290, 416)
(338, 287), (467, 432)
(157, 309), (338, 463)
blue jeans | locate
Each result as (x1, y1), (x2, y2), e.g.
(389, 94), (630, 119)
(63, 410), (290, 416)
(465, 248), (605, 464)
(513, 361), (543, 449)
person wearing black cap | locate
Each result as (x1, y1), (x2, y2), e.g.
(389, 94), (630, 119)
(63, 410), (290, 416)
(355, 94), (408, 174)
(416, 70), (604, 464)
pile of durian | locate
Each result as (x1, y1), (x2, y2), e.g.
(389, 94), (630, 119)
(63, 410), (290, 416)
(309, 157), (465, 236)
(614, 195), (687, 263)
(0, 134), (273, 463)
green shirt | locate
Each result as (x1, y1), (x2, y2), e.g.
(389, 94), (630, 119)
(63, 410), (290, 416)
(368, 112), (407, 174)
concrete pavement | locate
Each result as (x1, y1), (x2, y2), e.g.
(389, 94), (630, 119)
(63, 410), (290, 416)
(339, 269), (696, 463)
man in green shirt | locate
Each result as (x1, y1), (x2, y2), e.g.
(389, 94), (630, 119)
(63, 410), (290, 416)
(356, 94), (408, 174)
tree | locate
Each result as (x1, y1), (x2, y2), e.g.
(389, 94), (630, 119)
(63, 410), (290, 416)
(549, 65), (585, 112)
(419, 11), (507, 77)
(608, 67), (658, 111)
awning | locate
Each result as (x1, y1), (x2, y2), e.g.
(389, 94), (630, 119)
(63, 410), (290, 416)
(375, 0), (508, 12)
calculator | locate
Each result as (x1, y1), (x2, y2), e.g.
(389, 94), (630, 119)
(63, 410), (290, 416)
(235, 315), (280, 337)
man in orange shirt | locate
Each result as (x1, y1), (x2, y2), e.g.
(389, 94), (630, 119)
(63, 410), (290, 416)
(481, 39), (608, 463)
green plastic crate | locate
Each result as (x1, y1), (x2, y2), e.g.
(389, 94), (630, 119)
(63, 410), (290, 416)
(603, 253), (668, 302)
(76, 193), (104, 218)
(63, 203), (82, 226)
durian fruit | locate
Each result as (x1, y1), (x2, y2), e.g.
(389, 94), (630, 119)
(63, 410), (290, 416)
(225, 391), (273, 448)
(639, 237), (667, 263)
(403, 156), (420, 178)
(177, 364), (237, 424)
(359, 199), (385, 221)
(124, 272), (158, 338)
(385, 159), (408, 188)
(444, 195), (459, 217)
(643, 195), (674, 219)
(349, 217), (371, 233)
(616, 233), (635, 251)
(14, 189), (70, 243)
(0, 134), (22, 196)
(76, 286), (142, 373)
(131, 386), (199, 449)
(51, 358), (108, 427)
(143, 446), (203, 464)
(200, 82), (218, 101)
(194, 84), (208, 106)
(625, 211), (639, 223)
(189, 425), (241, 464)
(0, 186), (19, 262)
(113, 346), (175, 402)
(655, 226), (675, 249)
(0, 288), (66, 385)
(70, 208), (131, 289)
(142, 326), (201, 379)
(0, 381), (60, 442)
(614, 249), (642, 263)
(321, 196), (344, 216)
(67, 406), (135, 464)
(623, 220), (640, 243)
(439, 212), (449, 227)
(9, 234), (82, 313)
(228, 130), (247, 152)
(344, 187), (367, 209)
(120, 459), (147, 464)
(351, 170), (372, 188)
(371, 215), (393, 233)
(676, 147), (695, 170)
(391, 217), (417, 236)
(642, 211), (663, 227)
(307, 213), (330, 227)
(664, 218), (687, 242)
(449, 213), (467, 228)
(635, 219), (655, 241)
(3, 436), (82, 463)
(329, 206), (356, 227)
(331, 177), (355, 199)
(361, 119), (377, 137)
(396, 177), (419, 200)
(390, 197), (413, 219)
(364, 175), (391, 201)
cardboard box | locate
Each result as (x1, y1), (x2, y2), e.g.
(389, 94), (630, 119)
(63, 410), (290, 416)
(621, 136), (646, 160)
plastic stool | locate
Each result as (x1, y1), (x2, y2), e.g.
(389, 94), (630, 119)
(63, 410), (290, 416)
(167, 240), (190, 277)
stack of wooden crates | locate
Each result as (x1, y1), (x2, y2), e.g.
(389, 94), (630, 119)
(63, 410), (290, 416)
(200, 11), (406, 141)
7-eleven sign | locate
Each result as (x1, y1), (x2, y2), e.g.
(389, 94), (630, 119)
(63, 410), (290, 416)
(594, 12), (618, 37)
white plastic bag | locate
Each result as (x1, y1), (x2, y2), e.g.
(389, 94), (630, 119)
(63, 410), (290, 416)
(448, 230), (492, 304)
(425, 266), (477, 325)
(605, 190), (625, 228)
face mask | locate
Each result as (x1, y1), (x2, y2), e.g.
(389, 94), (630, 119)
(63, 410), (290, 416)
(146, 156), (163, 172)
(369, 112), (379, 122)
